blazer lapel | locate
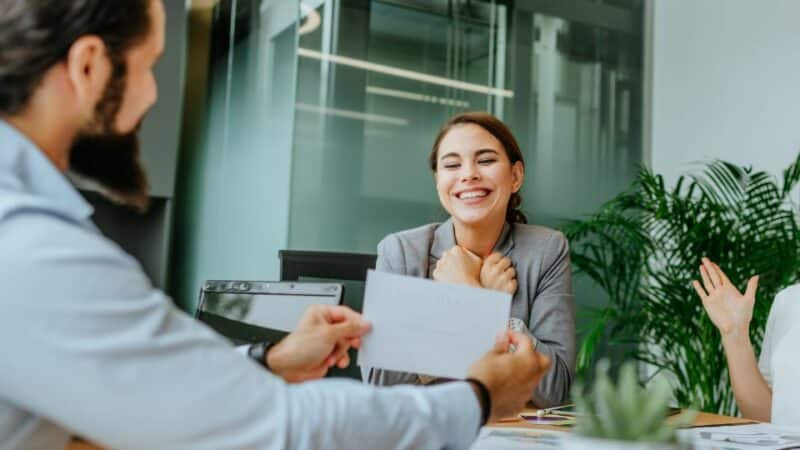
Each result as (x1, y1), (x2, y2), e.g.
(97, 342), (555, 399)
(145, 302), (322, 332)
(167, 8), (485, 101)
(427, 219), (515, 278)
(428, 219), (456, 277)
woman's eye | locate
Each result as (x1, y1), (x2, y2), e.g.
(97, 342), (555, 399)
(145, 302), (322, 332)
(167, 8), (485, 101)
(478, 159), (497, 165)
(442, 163), (460, 169)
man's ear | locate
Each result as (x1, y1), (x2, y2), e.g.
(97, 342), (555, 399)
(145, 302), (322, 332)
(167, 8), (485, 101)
(511, 161), (524, 193)
(64, 35), (112, 120)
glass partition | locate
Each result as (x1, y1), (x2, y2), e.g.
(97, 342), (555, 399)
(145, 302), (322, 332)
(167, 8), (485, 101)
(287, 0), (644, 253)
(175, 0), (644, 318)
(289, 0), (509, 253)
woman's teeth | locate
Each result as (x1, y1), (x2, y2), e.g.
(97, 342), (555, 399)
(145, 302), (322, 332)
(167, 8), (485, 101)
(458, 190), (489, 199)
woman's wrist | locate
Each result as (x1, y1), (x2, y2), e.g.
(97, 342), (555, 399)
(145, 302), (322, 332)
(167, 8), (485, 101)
(720, 326), (752, 349)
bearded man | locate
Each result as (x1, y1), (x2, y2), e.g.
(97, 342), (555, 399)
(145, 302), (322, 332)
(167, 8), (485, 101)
(0, 1), (550, 449)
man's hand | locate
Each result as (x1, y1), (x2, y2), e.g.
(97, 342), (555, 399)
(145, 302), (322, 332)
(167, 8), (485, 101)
(479, 252), (518, 296)
(432, 246), (482, 287)
(692, 257), (758, 339)
(266, 305), (371, 383)
(467, 331), (551, 422)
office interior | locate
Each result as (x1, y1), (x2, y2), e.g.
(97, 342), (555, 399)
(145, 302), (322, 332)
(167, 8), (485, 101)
(91, 0), (800, 398)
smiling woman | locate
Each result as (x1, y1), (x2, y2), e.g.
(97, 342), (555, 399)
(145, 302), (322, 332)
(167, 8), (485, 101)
(362, 112), (577, 408)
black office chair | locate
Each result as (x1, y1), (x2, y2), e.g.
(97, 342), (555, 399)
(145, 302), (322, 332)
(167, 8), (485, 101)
(278, 250), (377, 380)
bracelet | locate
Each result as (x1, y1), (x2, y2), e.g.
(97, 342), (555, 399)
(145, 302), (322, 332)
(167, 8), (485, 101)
(465, 378), (491, 426)
(247, 341), (275, 372)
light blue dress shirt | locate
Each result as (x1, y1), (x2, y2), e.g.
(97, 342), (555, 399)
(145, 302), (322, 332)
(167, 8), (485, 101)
(0, 119), (480, 450)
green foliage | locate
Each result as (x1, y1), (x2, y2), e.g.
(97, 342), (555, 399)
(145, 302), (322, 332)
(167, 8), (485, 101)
(564, 153), (800, 415)
(573, 361), (695, 442)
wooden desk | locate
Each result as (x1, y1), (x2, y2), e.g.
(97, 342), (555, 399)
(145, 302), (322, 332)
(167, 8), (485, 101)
(490, 409), (755, 432)
(66, 410), (753, 450)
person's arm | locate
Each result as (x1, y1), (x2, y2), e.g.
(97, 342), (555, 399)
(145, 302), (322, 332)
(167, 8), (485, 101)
(693, 258), (771, 422)
(525, 232), (576, 407)
(721, 332), (772, 421)
(0, 219), (480, 450)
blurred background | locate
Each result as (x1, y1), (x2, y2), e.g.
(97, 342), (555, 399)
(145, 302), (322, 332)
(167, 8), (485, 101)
(90, 0), (800, 401)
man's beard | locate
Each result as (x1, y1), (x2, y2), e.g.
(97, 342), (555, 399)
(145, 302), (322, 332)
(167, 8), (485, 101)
(69, 63), (150, 213)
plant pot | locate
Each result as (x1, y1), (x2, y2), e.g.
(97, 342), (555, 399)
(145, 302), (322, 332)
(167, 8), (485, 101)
(561, 435), (684, 450)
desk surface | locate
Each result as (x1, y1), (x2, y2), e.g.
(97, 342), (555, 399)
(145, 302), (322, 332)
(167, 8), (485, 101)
(490, 410), (755, 432)
(65, 410), (753, 450)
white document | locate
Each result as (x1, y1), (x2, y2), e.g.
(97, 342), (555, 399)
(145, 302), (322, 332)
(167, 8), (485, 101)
(470, 427), (565, 450)
(679, 423), (800, 450)
(358, 270), (511, 379)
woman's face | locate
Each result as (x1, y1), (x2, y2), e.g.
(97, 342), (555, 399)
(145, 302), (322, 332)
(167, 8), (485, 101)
(434, 123), (524, 227)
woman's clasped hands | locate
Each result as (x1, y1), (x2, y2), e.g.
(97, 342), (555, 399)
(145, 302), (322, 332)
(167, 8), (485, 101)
(433, 246), (518, 296)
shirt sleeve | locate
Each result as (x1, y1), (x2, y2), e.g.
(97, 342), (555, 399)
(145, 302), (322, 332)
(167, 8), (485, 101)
(758, 289), (789, 387)
(0, 215), (480, 450)
(527, 231), (576, 407)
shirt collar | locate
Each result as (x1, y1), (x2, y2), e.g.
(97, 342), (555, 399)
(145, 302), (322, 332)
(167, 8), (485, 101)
(0, 119), (94, 221)
(430, 217), (515, 259)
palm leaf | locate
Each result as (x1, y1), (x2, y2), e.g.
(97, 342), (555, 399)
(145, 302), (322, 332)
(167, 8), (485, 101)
(564, 152), (800, 414)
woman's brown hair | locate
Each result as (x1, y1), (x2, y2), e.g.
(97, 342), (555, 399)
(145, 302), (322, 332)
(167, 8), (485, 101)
(428, 111), (528, 224)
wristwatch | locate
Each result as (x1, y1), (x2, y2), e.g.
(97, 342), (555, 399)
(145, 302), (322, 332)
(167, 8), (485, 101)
(247, 341), (276, 371)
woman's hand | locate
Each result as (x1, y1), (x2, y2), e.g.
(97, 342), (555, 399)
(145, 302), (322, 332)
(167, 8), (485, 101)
(433, 246), (482, 288)
(692, 257), (759, 339)
(480, 252), (518, 296)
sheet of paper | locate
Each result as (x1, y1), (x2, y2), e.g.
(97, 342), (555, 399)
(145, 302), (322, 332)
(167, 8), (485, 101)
(470, 427), (565, 450)
(679, 423), (800, 450)
(358, 270), (511, 379)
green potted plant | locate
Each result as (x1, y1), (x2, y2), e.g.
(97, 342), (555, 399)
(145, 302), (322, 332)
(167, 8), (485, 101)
(566, 361), (695, 450)
(563, 154), (800, 414)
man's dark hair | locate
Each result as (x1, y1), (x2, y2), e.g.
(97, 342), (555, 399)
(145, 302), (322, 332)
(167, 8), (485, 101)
(0, 0), (152, 115)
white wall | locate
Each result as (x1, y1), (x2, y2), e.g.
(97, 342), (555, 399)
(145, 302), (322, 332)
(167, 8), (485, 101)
(649, 0), (800, 189)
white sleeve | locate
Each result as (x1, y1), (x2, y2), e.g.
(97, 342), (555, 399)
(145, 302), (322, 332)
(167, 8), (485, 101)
(758, 290), (786, 387)
(0, 219), (481, 450)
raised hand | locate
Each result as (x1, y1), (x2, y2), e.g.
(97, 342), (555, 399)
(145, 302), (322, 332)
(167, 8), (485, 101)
(692, 257), (759, 338)
(267, 305), (371, 383)
(432, 245), (483, 288)
(479, 252), (518, 296)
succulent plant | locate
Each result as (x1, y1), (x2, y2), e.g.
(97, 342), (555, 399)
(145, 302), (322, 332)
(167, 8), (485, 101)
(572, 360), (696, 443)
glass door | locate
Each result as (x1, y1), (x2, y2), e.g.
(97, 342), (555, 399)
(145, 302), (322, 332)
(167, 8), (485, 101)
(289, 0), (508, 253)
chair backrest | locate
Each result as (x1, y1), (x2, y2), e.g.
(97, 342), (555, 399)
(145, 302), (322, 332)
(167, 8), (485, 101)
(280, 250), (377, 283)
(278, 250), (377, 380)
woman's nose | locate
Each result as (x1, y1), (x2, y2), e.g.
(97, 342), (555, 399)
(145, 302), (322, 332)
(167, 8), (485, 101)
(460, 162), (480, 182)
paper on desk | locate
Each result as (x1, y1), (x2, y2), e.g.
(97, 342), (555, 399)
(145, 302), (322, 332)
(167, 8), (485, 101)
(470, 427), (565, 450)
(679, 423), (800, 450)
(358, 270), (511, 379)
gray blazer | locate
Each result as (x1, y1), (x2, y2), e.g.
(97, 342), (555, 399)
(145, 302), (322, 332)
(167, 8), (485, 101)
(363, 219), (576, 407)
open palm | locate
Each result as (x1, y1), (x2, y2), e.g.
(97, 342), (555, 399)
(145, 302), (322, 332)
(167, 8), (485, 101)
(692, 258), (759, 337)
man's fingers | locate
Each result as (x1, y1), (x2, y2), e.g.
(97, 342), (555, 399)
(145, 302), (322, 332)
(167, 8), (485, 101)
(745, 275), (759, 300)
(692, 280), (709, 301)
(508, 331), (533, 353)
(329, 318), (371, 341)
(335, 351), (351, 369)
(498, 257), (512, 271)
(533, 351), (551, 374)
(494, 331), (511, 352)
(325, 305), (361, 324)
(327, 341), (351, 367)
(700, 265), (714, 292)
